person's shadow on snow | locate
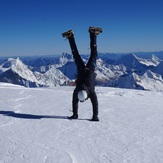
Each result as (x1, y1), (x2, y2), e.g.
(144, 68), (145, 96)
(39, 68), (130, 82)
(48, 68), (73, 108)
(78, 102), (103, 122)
(0, 111), (68, 120)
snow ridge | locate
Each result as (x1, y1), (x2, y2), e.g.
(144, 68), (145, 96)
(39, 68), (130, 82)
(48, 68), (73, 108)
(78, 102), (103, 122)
(0, 53), (163, 91)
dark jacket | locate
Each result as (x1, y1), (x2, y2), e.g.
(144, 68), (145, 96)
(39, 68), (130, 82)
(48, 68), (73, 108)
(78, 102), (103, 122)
(76, 67), (96, 90)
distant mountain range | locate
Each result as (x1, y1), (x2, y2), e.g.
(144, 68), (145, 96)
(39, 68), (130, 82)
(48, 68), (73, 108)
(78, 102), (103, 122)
(0, 51), (163, 91)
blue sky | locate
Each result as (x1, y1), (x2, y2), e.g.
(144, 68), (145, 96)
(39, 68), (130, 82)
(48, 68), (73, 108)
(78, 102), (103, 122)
(0, 0), (163, 57)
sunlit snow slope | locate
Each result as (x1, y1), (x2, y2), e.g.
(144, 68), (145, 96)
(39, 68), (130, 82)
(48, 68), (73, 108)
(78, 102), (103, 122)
(0, 83), (163, 163)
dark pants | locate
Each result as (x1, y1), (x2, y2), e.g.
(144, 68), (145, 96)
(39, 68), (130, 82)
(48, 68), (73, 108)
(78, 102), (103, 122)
(68, 33), (98, 118)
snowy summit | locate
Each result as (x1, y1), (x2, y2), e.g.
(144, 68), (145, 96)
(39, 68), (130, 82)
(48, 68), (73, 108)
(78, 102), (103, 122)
(0, 82), (163, 163)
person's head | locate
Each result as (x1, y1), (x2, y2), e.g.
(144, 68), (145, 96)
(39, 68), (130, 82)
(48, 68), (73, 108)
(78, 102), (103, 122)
(77, 90), (88, 102)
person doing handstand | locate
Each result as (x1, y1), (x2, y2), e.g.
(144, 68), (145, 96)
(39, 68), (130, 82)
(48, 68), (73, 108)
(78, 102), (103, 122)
(62, 27), (102, 121)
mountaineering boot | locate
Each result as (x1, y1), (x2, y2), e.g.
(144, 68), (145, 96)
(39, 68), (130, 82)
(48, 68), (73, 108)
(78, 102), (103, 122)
(91, 116), (99, 122)
(68, 114), (78, 119)
(62, 30), (74, 39)
(89, 27), (103, 35)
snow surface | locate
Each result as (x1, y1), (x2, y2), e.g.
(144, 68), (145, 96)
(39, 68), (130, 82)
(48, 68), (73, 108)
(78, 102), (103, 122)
(0, 82), (163, 163)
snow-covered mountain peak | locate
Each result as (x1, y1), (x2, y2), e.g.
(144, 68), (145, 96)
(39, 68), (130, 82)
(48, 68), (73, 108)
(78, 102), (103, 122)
(1, 58), (44, 86)
(8, 57), (20, 63)
(143, 70), (162, 80)
(132, 72), (140, 81)
(96, 58), (104, 66)
(140, 70), (163, 91)
(7, 58), (34, 78)
(150, 54), (161, 65)
(151, 54), (159, 60)
(59, 53), (73, 65)
(117, 53), (158, 70)
(34, 66), (69, 87)
(1, 53), (163, 90)
(117, 53), (138, 65)
(10, 58), (28, 72)
(2, 57), (24, 69)
(0, 58), (23, 72)
(143, 70), (155, 78)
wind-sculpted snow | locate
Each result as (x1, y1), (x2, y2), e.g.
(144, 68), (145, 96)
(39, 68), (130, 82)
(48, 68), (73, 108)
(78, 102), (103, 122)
(0, 83), (163, 163)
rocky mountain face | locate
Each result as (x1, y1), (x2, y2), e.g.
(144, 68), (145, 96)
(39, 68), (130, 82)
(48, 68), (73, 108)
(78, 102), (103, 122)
(0, 52), (163, 91)
(0, 57), (69, 87)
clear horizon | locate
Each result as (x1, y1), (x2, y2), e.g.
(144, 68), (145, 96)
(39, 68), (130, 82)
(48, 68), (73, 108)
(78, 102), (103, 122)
(0, 0), (163, 57)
